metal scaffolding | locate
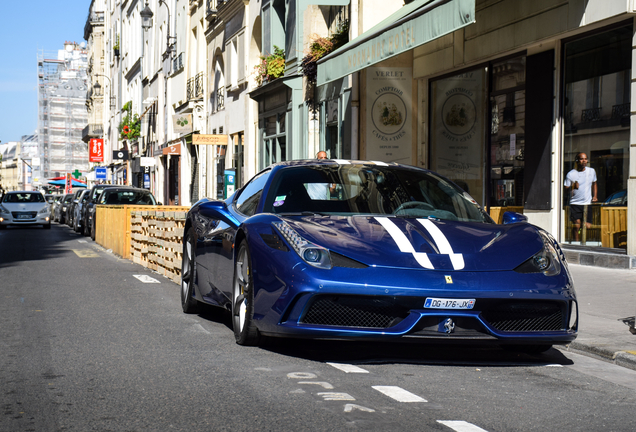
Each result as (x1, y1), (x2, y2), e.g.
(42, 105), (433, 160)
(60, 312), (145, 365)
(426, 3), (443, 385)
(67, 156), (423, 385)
(37, 43), (89, 181)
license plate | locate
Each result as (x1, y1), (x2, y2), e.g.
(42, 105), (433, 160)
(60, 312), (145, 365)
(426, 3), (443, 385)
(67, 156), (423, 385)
(424, 298), (475, 309)
(18, 214), (31, 219)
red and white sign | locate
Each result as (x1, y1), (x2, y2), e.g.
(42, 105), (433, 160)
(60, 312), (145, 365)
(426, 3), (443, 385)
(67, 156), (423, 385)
(65, 173), (72, 194)
(89, 138), (104, 162)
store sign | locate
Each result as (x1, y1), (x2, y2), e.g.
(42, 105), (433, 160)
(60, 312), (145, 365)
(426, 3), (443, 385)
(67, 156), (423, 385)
(89, 139), (104, 162)
(172, 114), (193, 134)
(95, 167), (107, 180)
(192, 134), (228, 145)
(140, 157), (156, 167)
(162, 144), (181, 156)
(365, 67), (412, 164)
(431, 69), (486, 204)
(113, 150), (129, 160)
(317, 0), (475, 86)
(65, 173), (72, 194)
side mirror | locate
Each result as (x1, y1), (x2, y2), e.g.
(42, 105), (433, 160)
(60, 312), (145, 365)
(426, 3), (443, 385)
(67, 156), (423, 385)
(157, 202), (163, 206)
(502, 211), (528, 224)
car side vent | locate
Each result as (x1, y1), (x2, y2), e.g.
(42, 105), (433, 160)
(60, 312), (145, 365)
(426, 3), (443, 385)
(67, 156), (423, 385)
(330, 252), (368, 268)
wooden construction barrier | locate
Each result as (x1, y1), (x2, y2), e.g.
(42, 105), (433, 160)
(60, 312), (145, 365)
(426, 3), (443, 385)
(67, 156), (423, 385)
(129, 210), (188, 284)
(601, 206), (627, 248)
(94, 205), (189, 263)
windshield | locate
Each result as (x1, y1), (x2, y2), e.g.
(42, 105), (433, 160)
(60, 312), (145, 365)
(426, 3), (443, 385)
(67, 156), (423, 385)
(102, 190), (157, 205)
(3, 193), (45, 203)
(265, 164), (491, 223)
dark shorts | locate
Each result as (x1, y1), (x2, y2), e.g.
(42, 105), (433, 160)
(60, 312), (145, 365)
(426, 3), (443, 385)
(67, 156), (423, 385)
(569, 205), (593, 223)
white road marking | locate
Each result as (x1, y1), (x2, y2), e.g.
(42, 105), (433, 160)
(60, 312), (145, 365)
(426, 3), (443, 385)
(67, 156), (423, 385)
(72, 249), (99, 258)
(287, 372), (318, 379)
(372, 386), (427, 403)
(77, 240), (87, 243)
(344, 404), (375, 413)
(133, 274), (160, 283)
(327, 363), (370, 373)
(317, 392), (355, 401)
(299, 381), (334, 389)
(437, 420), (490, 432)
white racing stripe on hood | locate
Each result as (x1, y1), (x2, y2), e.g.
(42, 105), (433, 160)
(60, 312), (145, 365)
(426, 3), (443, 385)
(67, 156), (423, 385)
(417, 219), (465, 270)
(375, 217), (434, 269)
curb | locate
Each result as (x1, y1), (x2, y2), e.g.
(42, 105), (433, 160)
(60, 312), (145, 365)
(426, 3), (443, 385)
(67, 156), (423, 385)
(559, 341), (636, 371)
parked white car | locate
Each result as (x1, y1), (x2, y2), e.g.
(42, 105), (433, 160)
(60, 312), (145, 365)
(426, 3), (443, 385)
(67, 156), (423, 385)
(0, 191), (51, 229)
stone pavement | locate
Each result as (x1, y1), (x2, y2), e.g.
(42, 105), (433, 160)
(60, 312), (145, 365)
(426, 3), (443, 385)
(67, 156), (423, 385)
(557, 264), (636, 370)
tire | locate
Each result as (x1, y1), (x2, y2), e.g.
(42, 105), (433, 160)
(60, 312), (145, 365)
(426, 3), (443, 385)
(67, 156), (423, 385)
(73, 216), (80, 232)
(232, 241), (260, 346)
(180, 228), (200, 314)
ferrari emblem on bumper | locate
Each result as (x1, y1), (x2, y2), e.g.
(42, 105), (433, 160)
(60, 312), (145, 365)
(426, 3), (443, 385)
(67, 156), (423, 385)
(445, 275), (453, 284)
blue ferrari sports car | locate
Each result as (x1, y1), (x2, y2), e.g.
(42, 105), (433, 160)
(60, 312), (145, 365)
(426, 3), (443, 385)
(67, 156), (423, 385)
(181, 160), (578, 351)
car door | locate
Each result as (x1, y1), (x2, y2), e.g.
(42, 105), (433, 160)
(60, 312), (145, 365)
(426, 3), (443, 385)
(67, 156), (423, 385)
(198, 169), (271, 303)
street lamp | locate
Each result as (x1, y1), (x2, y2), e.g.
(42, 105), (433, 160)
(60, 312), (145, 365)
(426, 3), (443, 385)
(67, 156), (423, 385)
(92, 74), (116, 109)
(140, 1), (177, 55)
(140, 2), (153, 31)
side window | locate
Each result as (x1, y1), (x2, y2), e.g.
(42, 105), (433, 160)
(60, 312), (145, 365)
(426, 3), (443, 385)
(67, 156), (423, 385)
(235, 170), (271, 216)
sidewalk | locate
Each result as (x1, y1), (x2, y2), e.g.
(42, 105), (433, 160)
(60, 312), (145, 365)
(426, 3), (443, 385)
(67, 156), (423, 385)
(558, 264), (636, 370)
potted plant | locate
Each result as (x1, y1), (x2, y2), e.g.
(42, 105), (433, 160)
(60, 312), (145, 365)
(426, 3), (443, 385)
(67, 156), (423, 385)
(300, 20), (349, 84)
(118, 101), (140, 141)
(113, 35), (120, 57)
(254, 46), (285, 86)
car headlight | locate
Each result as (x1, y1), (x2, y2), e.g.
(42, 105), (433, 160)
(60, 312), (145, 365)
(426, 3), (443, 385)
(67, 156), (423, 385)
(38, 207), (49, 215)
(514, 230), (561, 276)
(0, 204), (8, 214)
(272, 221), (332, 269)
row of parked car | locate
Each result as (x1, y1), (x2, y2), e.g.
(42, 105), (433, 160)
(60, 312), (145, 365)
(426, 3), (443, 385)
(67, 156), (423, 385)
(48, 185), (159, 239)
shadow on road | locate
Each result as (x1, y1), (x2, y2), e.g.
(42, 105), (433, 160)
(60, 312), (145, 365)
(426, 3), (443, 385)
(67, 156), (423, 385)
(0, 223), (86, 270)
(192, 304), (575, 368)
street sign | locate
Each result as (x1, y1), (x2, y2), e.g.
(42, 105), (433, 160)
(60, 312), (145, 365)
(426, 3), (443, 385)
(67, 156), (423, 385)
(95, 167), (107, 180)
(89, 139), (104, 162)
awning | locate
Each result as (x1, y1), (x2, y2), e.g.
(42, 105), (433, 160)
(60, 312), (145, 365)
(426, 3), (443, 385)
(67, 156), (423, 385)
(317, 0), (475, 86)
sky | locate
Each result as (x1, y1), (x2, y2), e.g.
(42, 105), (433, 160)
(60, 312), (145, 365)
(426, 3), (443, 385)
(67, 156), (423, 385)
(0, 0), (89, 143)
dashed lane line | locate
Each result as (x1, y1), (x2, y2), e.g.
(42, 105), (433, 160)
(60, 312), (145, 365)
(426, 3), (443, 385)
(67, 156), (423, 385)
(372, 386), (427, 403)
(438, 421), (490, 432)
(326, 363), (370, 373)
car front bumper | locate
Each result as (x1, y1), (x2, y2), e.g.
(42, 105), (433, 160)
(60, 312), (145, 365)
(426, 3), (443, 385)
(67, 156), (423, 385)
(0, 213), (51, 226)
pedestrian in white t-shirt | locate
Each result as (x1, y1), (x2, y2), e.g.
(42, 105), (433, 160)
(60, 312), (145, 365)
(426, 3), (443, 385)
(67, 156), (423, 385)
(564, 152), (597, 241)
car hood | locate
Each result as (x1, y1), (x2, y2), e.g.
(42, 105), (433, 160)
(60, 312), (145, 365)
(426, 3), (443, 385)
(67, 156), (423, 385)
(1, 202), (48, 212)
(281, 215), (544, 272)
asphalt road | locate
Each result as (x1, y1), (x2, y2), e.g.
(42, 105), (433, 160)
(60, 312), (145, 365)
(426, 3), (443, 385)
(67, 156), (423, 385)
(1, 223), (635, 432)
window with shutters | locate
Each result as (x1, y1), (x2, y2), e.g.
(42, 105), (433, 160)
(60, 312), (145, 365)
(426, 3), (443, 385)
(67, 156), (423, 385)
(225, 31), (245, 90)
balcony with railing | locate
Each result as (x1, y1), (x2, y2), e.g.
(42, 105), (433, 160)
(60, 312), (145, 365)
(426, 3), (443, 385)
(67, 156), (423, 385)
(81, 124), (104, 143)
(187, 73), (204, 101)
(216, 86), (225, 111)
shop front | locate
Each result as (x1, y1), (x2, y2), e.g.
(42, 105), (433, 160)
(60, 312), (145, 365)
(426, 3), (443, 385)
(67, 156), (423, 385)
(317, 0), (635, 265)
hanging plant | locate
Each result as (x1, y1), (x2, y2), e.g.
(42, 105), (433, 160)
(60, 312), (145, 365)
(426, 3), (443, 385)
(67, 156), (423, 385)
(301, 20), (349, 84)
(254, 46), (286, 86)
(118, 101), (140, 141)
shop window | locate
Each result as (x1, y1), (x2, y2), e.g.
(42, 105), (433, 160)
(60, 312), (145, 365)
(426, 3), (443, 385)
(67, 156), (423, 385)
(489, 56), (526, 208)
(562, 25), (631, 249)
(430, 68), (488, 205)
